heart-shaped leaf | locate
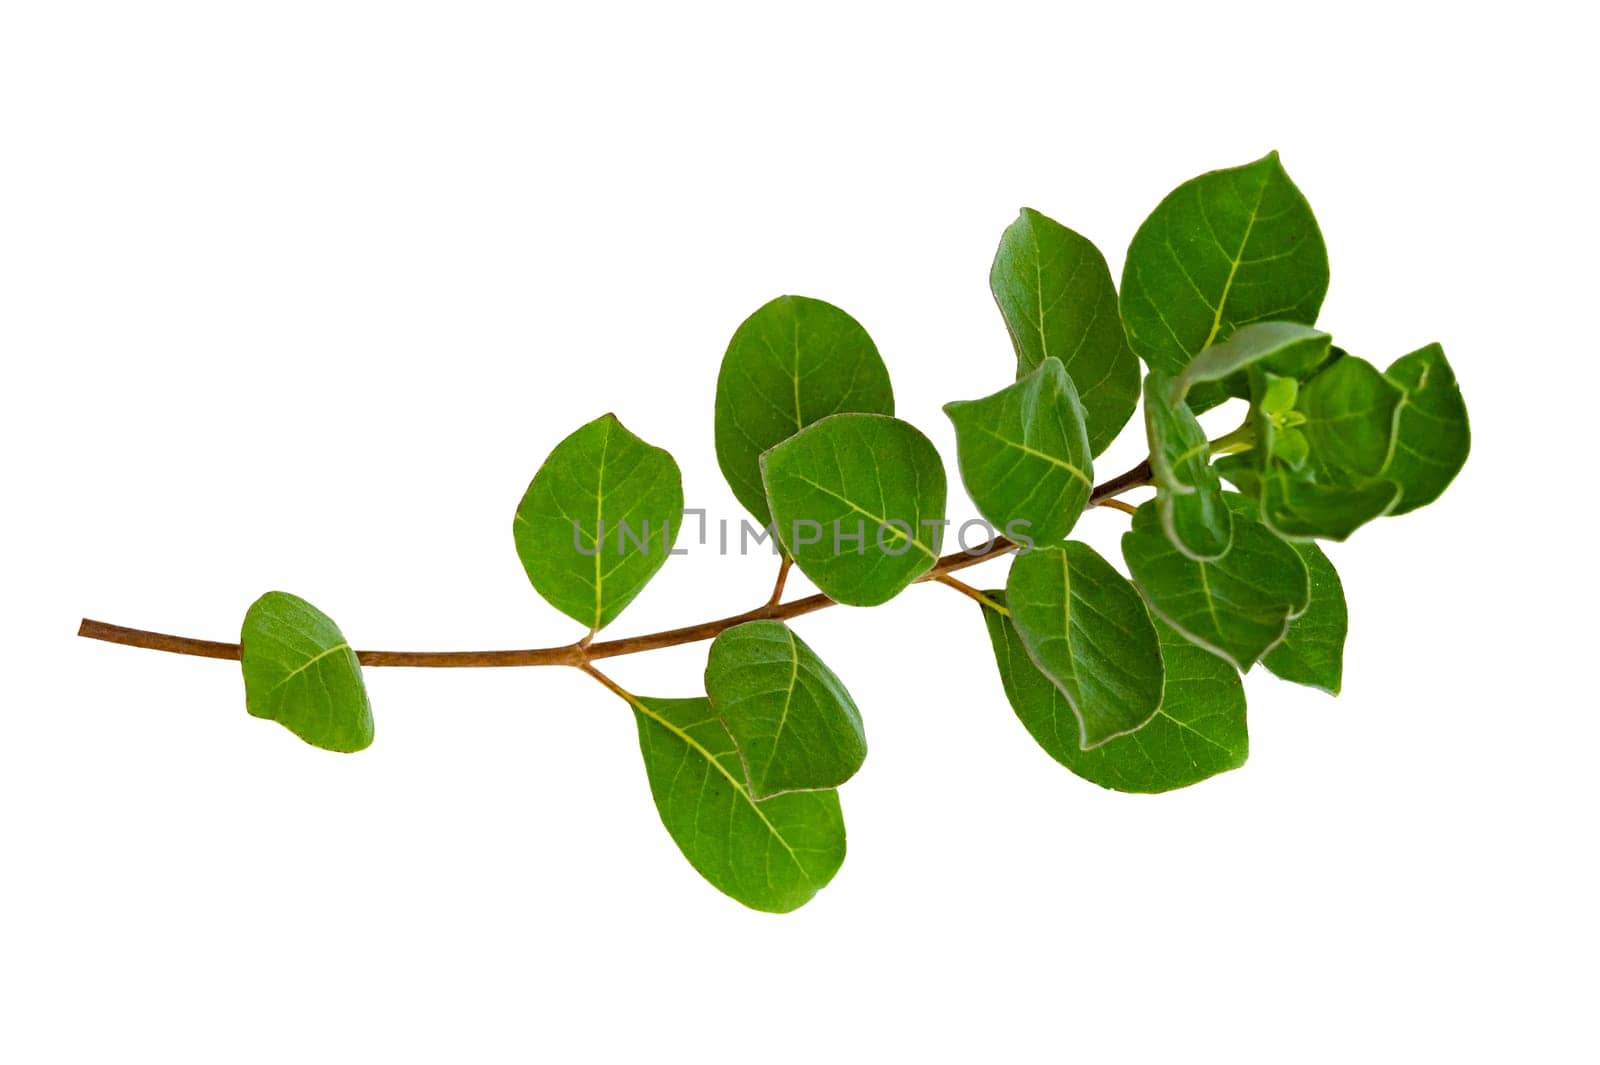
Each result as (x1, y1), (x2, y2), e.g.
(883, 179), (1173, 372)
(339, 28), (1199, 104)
(513, 414), (682, 632)
(1004, 542), (1165, 747)
(1381, 343), (1470, 515)
(1121, 497), (1309, 670)
(704, 621), (866, 799)
(761, 413), (946, 606)
(943, 356), (1094, 546)
(982, 594), (1247, 793)
(634, 695), (845, 913)
(714, 295), (894, 525)
(1144, 369), (1232, 560)
(1120, 152), (1329, 412)
(990, 208), (1139, 454)
(240, 591), (373, 753)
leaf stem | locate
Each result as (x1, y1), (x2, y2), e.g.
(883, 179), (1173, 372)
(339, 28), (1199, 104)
(1208, 421), (1255, 456)
(77, 459), (1154, 670)
(934, 575), (1009, 615)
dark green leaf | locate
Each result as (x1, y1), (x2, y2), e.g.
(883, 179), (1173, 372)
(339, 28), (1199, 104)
(943, 356), (1094, 546)
(1260, 470), (1400, 542)
(1120, 152), (1329, 412)
(1381, 343), (1470, 514)
(982, 594), (1247, 793)
(240, 591), (373, 753)
(1121, 498), (1309, 670)
(990, 208), (1139, 454)
(704, 621), (866, 799)
(634, 695), (845, 913)
(1174, 321), (1332, 400)
(1262, 538), (1347, 694)
(1144, 370), (1232, 560)
(513, 414), (683, 632)
(1004, 542), (1164, 747)
(761, 413), (946, 606)
(714, 295), (894, 525)
(1297, 354), (1406, 482)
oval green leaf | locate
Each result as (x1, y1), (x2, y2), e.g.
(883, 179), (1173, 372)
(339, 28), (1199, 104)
(240, 591), (373, 753)
(1121, 498), (1310, 671)
(1144, 369), (1232, 561)
(1004, 541), (1165, 748)
(761, 413), (946, 606)
(704, 621), (866, 799)
(634, 695), (845, 913)
(1120, 152), (1329, 412)
(943, 356), (1094, 546)
(1381, 343), (1470, 515)
(982, 593), (1247, 793)
(990, 208), (1138, 454)
(1297, 354), (1406, 482)
(1262, 537), (1347, 695)
(713, 295), (894, 525)
(513, 414), (683, 632)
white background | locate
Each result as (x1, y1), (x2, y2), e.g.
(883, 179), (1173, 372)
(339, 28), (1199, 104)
(3, 2), (1595, 1061)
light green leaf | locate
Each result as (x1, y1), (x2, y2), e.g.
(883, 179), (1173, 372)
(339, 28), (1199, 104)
(714, 295), (894, 525)
(1004, 542), (1164, 747)
(634, 695), (845, 913)
(982, 594), (1247, 793)
(1144, 369), (1232, 561)
(1297, 354), (1406, 482)
(240, 591), (373, 753)
(761, 413), (946, 606)
(1381, 343), (1470, 515)
(704, 621), (866, 799)
(513, 414), (682, 632)
(943, 356), (1094, 546)
(1174, 321), (1332, 400)
(990, 208), (1138, 454)
(1262, 538), (1348, 695)
(1121, 497), (1309, 670)
(1120, 152), (1329, 412)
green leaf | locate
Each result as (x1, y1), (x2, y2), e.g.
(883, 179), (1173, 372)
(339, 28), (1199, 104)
(714, 295), (895, 525)
(990, 208), (1139, 454)
(1121, 498), (1309, 671)
(1120, 152), (1329, 412)
(1381, 343), (1470, 515)
(704, 621), (866, 799)
(1174, 321), (1332, 400)
(943, 356), (1093, 546)
(982, 594), (1247, 793)
(1004, 542), (1164, 747)
(1262, 538), (1348, 695)
(240, 592), (373, 753)
(1143, 370), (1232, 561)
(761, 413), (946, 606)
(1296, 354), (1406, 482)
(513, 414), (683, 632)
(634, 695), (845, 913)
(1260, 470), (1401, 542)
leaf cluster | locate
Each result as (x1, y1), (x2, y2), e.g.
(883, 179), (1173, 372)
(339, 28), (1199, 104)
(224, 153), (1468, 912)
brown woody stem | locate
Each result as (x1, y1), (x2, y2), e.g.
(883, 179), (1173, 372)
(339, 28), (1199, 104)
(77, 460), (1152, 669)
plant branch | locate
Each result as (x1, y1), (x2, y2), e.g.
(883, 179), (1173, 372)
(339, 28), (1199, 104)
(77, 459), (1153, 669)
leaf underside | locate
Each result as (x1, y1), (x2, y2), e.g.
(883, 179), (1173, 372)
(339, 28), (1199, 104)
(704, 620), (867, 799)
(983, 593), (1248, 793)
(240, 591), (373, 753)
